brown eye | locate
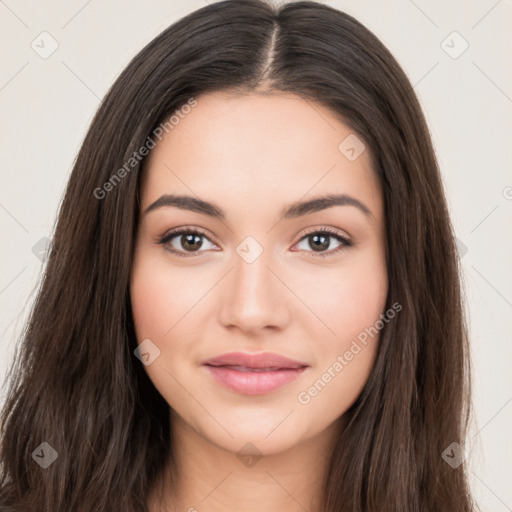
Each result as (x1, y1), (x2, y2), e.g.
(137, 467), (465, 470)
(294, 228), (353, 257)
(158, 228), (217, 257)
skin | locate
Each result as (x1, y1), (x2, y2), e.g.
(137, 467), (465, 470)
(130, 91), (388, 512)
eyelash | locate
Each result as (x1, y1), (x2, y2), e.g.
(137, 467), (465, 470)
(157, 226), (353, 258)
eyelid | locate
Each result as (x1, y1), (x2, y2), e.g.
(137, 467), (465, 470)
(297, 225), (351, 241)
(159, 225), (216, 243)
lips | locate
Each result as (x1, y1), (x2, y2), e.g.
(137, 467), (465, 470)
(202, 351), (308, 370)
(202, 352), (309, 395)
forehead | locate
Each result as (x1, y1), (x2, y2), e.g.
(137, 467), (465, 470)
(140, 91), (381, 220)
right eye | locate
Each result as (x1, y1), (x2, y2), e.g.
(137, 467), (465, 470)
(158, 228), (219, 257)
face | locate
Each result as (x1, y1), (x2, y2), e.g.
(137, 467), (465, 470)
(130, 91), (388, 456)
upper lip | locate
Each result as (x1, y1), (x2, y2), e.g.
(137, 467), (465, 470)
(202, 352), (308, 370)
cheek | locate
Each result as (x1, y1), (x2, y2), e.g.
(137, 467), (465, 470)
(129, 253), (198, 408)
(130, 270), (170, 340)
(130, 251), (210, 339)
(298, 252), (388, 342)
(294, 250), (387, 405)
(296, 279), (387, 417)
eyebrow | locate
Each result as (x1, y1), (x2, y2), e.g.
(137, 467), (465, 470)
(144, 193), (373, 221)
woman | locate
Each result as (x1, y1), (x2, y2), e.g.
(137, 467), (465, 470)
(0, 0), (478, 510)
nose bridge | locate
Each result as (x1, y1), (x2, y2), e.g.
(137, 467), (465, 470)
(219, 236), (289, 331)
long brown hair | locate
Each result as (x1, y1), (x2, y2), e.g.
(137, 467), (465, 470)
(0, 1), (477, 510)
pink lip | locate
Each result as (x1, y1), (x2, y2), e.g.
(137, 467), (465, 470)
(202, 351), (307, 369)
(202, 351), (309, 395)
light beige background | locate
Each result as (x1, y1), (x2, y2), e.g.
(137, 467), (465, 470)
(1, 1), (511, 510)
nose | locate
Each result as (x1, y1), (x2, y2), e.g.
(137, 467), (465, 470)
(218, 245), (291, 334)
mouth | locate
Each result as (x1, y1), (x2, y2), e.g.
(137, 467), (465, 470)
(207, 364), (300, 372)
(202, 352), (309, 395)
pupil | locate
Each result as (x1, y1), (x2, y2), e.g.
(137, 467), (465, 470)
(183, 234), (202, 251)
(310, 234), (329, 251)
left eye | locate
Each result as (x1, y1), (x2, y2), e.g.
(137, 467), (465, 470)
(293, 230), (352, 257)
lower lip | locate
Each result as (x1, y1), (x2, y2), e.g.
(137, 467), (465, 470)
(204, 365), (307, 395)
